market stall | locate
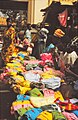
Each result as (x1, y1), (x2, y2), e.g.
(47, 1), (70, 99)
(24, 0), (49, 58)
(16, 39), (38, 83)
(0, 1), (78, 120)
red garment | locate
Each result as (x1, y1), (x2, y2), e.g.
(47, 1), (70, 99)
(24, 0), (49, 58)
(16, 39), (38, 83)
(58, 9), (68, 27)
(40, 53), (54, 64)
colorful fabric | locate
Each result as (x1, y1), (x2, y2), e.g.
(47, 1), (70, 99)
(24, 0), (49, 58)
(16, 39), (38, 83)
(23, 71), (40, 82)
(17, 108), (27, 116)
(63, 111), (78, 120)
(23, 60), (40, 66)
(52, 110), (67, 120)
(12, 75), (25, 84)
(54, 29), (65, 38)
(1, 26), (16, 62)
(40, 53), (54, 64)
(43, 88), (54, 97)
(12, 84), (31, 94)
(25, 63), (38, 70)
(41, 103), (61, 112)
(55, 99), (78, 111)
(30, 96), (55, 107)
(17, 95), (30, 101)
(54, 91), (64, 101)
(37, 110), (53, 120)
(12, 100), (33, 111)
(43, 43), (55, 53)
(41, 70), (55, 79)
(41, 77), (61, 90)
(58, 8), (68, 27)
(29, 88), (43, 97)
(25, 108), (42, 120)
(72, 110), (78, 117)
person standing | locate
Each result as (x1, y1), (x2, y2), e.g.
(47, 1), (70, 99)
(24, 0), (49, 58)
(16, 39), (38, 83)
(1, 17), (16, 63)
(25, 23), (32, 43)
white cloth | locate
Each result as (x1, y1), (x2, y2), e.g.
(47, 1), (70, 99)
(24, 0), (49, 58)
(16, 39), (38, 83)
(64, 51), (78, 65)
(25, 29), (32, 42)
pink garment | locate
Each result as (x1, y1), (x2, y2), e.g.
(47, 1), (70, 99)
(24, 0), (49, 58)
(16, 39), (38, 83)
(43, 88), (54, 97)
(13, 103), (33, 111)
(62, 111), (78, 120)
(23, 38), (30, 45)
(29, 70), (43, 75)
(23, 60), (42, 66)
(40, 53), (54, 64)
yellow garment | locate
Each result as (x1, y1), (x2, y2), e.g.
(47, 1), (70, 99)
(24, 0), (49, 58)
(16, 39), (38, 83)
(13, 84), (31, 94)
(54, 29), (65, 38)
(19, 80), (31, 88)
(8, 69), (17, 76)
(6, 62), (25, 74)
(12, 100), (31, 106)
(37, 110), (53, 120)
(13, 75), (25, 83)
(30, 96), (55, 107)
(41, 70), (55, 79)
(54, 91), (64, 101)
(19, 86), (31, 95)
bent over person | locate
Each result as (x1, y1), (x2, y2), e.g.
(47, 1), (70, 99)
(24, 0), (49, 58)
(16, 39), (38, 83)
(1, 18), (16, 63)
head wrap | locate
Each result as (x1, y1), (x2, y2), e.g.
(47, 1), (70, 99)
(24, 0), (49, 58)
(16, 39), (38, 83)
(47, 43), (55, 52)
(6, 18), (12, 23)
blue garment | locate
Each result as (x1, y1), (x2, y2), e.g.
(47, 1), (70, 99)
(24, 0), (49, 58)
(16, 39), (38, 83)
(17, 94), (30, 100)
(25, 108), (42, 120)
(43, 43), (55, 53)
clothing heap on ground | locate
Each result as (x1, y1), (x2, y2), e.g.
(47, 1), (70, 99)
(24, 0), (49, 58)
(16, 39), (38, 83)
(0, 44), (78, 120)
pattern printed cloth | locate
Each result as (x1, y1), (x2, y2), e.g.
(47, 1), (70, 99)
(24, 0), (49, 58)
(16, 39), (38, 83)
(1, 26), (16, 62)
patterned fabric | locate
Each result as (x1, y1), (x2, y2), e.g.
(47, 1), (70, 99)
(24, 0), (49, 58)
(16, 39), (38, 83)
(62, 111), (78, 120)
(37, 110), (53, 120)
(1, 26), (16, 62)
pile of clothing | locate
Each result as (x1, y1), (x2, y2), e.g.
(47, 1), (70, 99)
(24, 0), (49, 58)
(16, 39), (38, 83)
(0, 49), (78, 120)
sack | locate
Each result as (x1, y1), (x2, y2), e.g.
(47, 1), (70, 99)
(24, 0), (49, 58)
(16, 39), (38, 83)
(36, 110), (53, 120)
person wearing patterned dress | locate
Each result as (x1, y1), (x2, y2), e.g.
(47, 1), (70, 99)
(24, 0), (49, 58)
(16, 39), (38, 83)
(1, 18), (16, 63)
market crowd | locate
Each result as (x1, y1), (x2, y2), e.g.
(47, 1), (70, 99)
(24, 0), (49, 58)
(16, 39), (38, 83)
(0, 3), (78, 119)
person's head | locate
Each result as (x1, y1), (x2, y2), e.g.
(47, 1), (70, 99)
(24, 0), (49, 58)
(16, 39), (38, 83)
(27, 23), (31, 30)
(18, 31), (25, 41)
(6, 18), (12, 28)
